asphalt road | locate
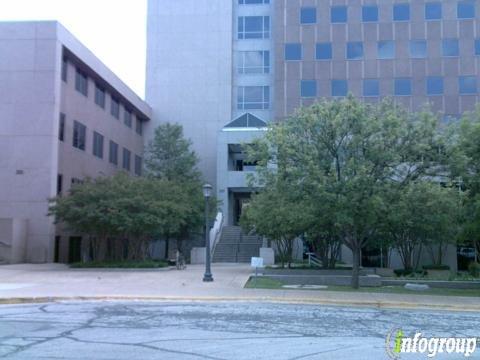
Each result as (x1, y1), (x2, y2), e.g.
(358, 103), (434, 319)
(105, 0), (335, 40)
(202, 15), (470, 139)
(0, 301), (478, 359)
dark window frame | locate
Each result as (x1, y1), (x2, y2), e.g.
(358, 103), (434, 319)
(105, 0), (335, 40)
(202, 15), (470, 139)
(75, 69), (88, 97)
(72, 120), (86, 151)
(93, 131), (104, 159)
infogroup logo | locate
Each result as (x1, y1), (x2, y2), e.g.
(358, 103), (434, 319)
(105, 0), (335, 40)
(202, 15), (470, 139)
(385, 328), (478, 359)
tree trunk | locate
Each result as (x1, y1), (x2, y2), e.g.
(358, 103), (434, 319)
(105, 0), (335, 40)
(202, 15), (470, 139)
(351, 247), (361, 289)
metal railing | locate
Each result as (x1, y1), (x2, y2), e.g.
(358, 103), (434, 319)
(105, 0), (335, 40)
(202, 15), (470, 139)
(209, 212), (224, 256)
(306, 252), (322, 268)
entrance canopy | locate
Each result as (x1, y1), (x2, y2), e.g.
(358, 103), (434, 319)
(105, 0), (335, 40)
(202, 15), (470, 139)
(224, 113), (267, 129)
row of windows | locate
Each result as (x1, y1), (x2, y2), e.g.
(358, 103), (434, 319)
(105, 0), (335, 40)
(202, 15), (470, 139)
(299, 77), (478, 98)
(234, 79), (478, 109)
(62, 58), (144, 136)
(298, 2), (475, 25)
(59, 114), (142, 175)
(285, 39), (480, 61)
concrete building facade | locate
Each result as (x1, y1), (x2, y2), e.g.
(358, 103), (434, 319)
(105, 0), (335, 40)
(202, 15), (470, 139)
(146, 0), (480, 268)
(0, 21), (151, 263)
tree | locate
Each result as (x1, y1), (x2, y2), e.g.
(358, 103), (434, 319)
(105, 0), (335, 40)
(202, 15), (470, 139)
(447, 109), (480, 262)
(241, 180), (312, 268)
(144, 122), (206, 258)
(245, 96), (444, 288)
(381, 182), (461, 270)
(144, 123), (201, 182)
(49, 173), (199, 262)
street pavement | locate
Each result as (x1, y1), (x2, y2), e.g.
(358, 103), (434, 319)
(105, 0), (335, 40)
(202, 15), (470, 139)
(0, 301), (479, 359)
(0, 263), (478, 311)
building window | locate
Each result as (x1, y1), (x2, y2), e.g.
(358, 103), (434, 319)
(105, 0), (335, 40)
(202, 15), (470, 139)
(458, 1), (475, 19)
(425, 2), (442, 20)
(475, 39), (480, 55)
(238, 51), (269, 74)
(59, 113), (65, 142)
(75, 69), (88, 97)
(331, 80), (348, 97)
(442, 39), (459, 57)
(378, 41), (395, 59)
(362, 5), (378, 22)
(93, 131), (104, 159)
(135, 155), (142, 176)
(301, 7), (316, 24)
(393, 4), (410, 21)
(331, 6), (347, 23)
(347, 42), (364, 60)
(124, 109), (132, 128)
(239, 0), (269, 4)
(410, 40), (427, 58)
(61, 57), (67, 82)
(363, 79), (379, 97)
(285, 43), (302, 61)
(123, 148), (131, 171)
(95, 84), (106, 109)
(394, 78), (412, 96)
(301, 80), (317, 98)
(109, 140), (118, 165)
(237, 86), (270, 110)
(72, 121), (86, 151)
(238, 16), (270, 39)
(426, 77), (444, 95)
(135, 117), (143, 136)
(57, 174), (63, 195)
(111, 97), (120, 119)
(316, 43), (332, 60)
(459, 76), (477, 94)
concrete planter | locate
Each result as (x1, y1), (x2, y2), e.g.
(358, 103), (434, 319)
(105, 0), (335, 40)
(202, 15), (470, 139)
(382, 279), (480, 289)
(374, 268), (395, 277)
(259, 248), (275, 266)
(425, 269), (451, 278)
(262, 274), (382, 287)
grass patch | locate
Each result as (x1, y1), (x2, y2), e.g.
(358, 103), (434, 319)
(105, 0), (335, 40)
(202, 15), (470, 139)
(244, 277), (284, 289)
(244, 277), (480, 297)
(70, 260), (169, 269)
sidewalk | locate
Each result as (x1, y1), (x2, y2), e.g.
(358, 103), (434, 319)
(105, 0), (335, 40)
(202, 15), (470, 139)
(0, 263), (478, 312)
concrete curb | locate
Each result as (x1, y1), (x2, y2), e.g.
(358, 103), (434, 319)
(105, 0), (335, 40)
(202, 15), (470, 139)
(0, 295), (479, 312)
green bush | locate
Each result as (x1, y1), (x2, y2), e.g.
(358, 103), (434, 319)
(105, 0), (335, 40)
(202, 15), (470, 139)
(468, 262), (480, 277)
(394, 269), (427, 277)
(422, 264), (450, 271)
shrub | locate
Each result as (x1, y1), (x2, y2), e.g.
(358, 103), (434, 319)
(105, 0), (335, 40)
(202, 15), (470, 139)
(468, 262), (480, 277)
(422, 264), (450, 271)
(394, 269), (427, 277)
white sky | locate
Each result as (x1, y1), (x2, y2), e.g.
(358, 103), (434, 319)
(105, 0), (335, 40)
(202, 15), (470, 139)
(1, 0), (147, 98)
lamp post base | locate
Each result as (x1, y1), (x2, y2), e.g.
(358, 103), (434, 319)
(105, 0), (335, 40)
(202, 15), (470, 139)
(203, 274), (214, 282)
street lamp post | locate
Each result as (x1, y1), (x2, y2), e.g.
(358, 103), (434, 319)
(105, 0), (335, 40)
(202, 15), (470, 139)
(202, 183), (213, 282)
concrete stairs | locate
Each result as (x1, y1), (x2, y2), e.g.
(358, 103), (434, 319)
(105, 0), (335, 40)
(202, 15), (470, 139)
(212, 226), (263, 263)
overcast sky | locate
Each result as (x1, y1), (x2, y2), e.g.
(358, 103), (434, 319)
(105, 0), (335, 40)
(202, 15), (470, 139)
(1, 0), (147, 98)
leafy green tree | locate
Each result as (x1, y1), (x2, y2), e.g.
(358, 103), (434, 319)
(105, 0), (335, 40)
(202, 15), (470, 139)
(144, 122), (201, 182)
(447, 109), (480, 261)
(144, 122), (206, 258)
(49, 173), (201, 262)
(381, 182), (461, 270)
(241, 180), (312, 268)
(245, 96), (444, 288)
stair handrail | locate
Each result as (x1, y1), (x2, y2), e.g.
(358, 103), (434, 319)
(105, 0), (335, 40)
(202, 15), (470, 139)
(306, 252), (322, 268)
(209, 212), (224, 256)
